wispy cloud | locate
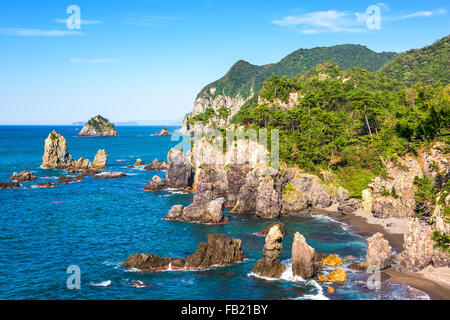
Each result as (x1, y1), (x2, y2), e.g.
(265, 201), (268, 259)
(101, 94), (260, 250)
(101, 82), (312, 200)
(0, 28), (83, 37)
(272, 7), (447, 34)
(123, 14), (182, 27)
(272, 10), (366, 34)
(54, 18), (102, 25)
(70, 58), (119, 64)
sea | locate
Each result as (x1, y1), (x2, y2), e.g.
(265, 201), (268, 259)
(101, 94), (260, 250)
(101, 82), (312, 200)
(0, 125), (430, 300)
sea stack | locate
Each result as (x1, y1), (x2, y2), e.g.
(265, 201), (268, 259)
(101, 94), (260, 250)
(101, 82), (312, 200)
(77, 115), (118, 137)
(152, 128), (172, 136)
(292, 232), (317, 279)
(92, 149), (108, 169)
(41, 131), (74, 169)
(252, 224), (286, 278)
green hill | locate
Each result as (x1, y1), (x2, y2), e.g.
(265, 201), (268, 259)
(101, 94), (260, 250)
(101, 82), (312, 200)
(379, 35), (450, 86)
(197, 44), (396, 101)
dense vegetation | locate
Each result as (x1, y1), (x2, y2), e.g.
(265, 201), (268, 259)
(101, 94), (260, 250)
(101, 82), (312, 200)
(379, 35), (450, 87)
(86, 115), (115, 131)
(198, 44), (395, 101)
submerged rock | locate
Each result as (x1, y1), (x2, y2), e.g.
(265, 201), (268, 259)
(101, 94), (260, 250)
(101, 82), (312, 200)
(252, 224), (286, 278)
(0, 181), (20, 189)
(292, 232), (317, 279)
(122, 234), (245, 271)
(93, 172), (127, 179)
(10, 170), (36, 183)
(92, 149), (108, 169)
(77, 115), (118, 137)
(144, 175), (164, 192)
(366, 232), (392, 270)
(41, 131), (74, 169)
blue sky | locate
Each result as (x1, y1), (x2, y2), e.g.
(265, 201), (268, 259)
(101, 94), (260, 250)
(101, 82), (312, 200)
(0, 0), (448, 125)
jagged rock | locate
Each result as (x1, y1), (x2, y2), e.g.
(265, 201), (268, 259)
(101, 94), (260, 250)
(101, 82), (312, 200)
(77, 115), (118, 137)
(338, 198), (361, 215)
(396, 218), (450, 272)
(134, 158), (144, 166)
(348, 261), (368, 271)
(122, 234), (245, 271)
(292, 232), (317, 279)
(165, 149), (192, 188)
(57, 176), (77, 184)
(72, 157), (91, 170)
(41, 131), (74, 169)
(327, 268), (347, 284)
(0, 181), (20, 189)
(259, 223), (286, 237)
(232, 167), (261, 213)
(143, 159), (167, 171)
(10, 170), (36, 183)
(152, 128), (172, 136)
(80, 169), (101, 176)
(144, 175), (164, 192)
(34, 182), (57, 188)
(366, 232), (392, 270)
(252, 224), (286, 278)
(165, 196), (228, 225)
(166, 205), (184, 220)
(322, 254), (343, 266)
(93, 172), (127, 179)
(255, 176), (283, 218)
(326, 287), (335, 294)
(372, 196), (411, 218)
(337, 187), (349, 202)
(422, 142), (449, 187)
(361, 189), (373, 211)
(92, 150), (108, 169)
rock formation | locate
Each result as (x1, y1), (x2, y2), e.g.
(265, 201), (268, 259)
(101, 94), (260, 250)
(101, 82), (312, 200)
(92, 150), (108, 169)
(259, 223), (286, 237)
(144, 159), (167, 171)
(165, 195), (228, 225)
(10, 170), (36, 183)
(122, 234), (246, 271)
(292, 232), (317, 279)
(366, 232), (392, 270)
(93, 172), (127, 179)
(41, 131), (74, 169)
(322, 254), (343, 266)
(326, 268), (347, 284)
(144, 175), (164, 192)
(165, 149), (193, 188)
(0, 181), (20, 189)
(77, 115), (118, 137)
(252, 224), (286, 278)
(152, 128), (172, 136)
(134, 158), (144, 166)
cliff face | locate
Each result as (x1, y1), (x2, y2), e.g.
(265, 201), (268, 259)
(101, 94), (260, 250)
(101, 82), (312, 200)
(42, 131), (74, 169)
(77, 115), (118, 137)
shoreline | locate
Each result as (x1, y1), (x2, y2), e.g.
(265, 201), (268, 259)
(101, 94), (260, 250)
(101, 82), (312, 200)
(315, 206), (450, 300)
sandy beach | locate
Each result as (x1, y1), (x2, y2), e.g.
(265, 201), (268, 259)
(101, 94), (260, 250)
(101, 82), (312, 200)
(315, 207), (450, 300)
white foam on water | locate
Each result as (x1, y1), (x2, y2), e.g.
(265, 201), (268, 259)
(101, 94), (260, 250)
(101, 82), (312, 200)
(90, 280), (112, 287)
(125, 267), (142, 273)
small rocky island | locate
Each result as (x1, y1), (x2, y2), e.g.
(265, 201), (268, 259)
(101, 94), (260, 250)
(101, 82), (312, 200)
(152, 127), (172, 136)
(77, 115), (118, 137)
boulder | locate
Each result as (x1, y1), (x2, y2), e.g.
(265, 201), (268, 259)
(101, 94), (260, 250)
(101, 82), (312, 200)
(338, 198), (361, 215)
(122, 234), (245, 271)
(322, 254), (343, 266)
(165, 149), (192, 188)
(92, 149), (108, 169)
(167, 196), (228, 225)
(252, 224), (286, 278)
(41, 131), (74, 169)
(144, 159), (168, 171)
(366, 232), (392, 270)
(166, 205), (184, 220)
(327, 268), (347, 284)
(259, 223), (286, 237)
(144, 175), (165, 192)
(72, 157), (91, 170)
(10, 170), (36, 183)
(134, 158), (144, 166)
(292, 232), (317, 279)
(337, 187), (349, 202)
(348, 261), (368, 271)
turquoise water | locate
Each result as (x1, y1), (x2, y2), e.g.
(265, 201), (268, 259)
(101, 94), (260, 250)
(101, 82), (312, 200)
(0, 126), (428, 300)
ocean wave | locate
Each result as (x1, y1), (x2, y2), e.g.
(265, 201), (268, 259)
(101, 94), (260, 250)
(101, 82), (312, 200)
(90, 280), (112, 287)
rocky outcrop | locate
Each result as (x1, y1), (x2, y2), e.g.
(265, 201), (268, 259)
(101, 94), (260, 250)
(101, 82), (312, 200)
(165, 195), (228, 225)
(10, 170), (36, 183)
(72, 157), (91, 170)
(152, 128), (172, 136)
(259, 223), (286, 237)
(252, 224), (286, 278)
(122, 234), (246, 271)
(255, 175), (285, 218)
(165, 149), (193, 188)
(292, 232), (317, 279)
(326, 268), (347, 284)
(41, 131), (74, 169)
(144, 175), (164, 192)
(396, 217), (450, 272)
(0, 181), (20, 189)
(77, 115), (118, 137)
(366, 233), (392, 270)
(93, 172), (127, 179)
(134, 159), (144, 166)
(322, 254), (343, 266)
(422, 142), (450, 187)
(144, 159), (168, 171)
(92, 150), (108, 169)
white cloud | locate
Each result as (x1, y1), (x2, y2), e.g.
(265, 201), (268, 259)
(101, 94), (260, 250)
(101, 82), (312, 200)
(396, 8), (447, 20)
(70, 58), (119, 64)
(123, 14), (182, 27)
(0, 28), (83, 36)
(272, 10), (367, 34)
(54, 19), (102, 25)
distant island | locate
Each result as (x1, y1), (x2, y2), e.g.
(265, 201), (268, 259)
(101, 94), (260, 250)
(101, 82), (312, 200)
(77, 115), (119, 137)
(152, 127), (172, 136)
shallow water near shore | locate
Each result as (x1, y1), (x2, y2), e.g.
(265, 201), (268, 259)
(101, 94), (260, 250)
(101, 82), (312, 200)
(0, 126), (429, 300)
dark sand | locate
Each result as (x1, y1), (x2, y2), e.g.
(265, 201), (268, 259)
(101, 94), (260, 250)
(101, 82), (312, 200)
(313, 208), (450, 300)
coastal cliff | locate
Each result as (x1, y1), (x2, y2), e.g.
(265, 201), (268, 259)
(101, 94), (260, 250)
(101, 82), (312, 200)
(77, 115), (118, 137)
